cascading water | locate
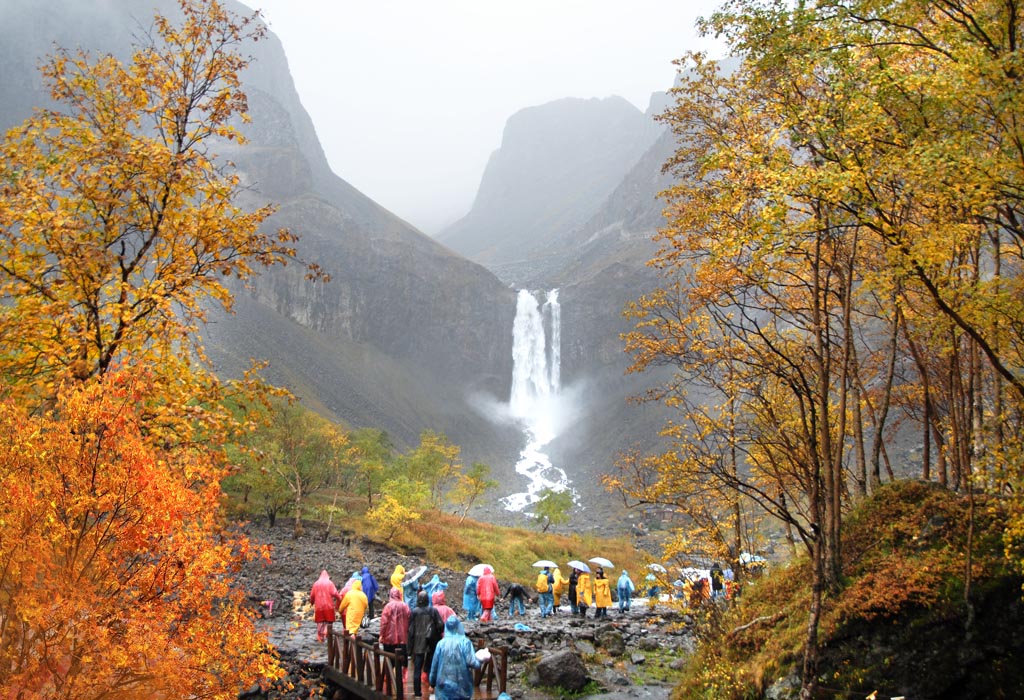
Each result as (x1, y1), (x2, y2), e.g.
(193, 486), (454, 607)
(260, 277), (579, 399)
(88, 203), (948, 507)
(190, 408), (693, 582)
(503, 289), (573, 512)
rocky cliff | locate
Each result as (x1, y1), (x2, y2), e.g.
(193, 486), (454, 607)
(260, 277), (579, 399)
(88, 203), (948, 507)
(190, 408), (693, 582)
(437, 96), (663, 284)
(0, 0), (522, 469)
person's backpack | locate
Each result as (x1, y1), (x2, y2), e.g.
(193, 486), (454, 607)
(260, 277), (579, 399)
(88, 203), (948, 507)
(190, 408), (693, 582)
(536, 572), (550, 593)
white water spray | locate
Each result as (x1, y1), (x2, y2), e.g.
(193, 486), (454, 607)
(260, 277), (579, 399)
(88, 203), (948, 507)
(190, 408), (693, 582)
(503, 289), (573, 512)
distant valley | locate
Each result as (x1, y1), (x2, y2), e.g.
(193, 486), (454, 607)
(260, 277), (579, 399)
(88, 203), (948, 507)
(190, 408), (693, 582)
(0, 0), (681, 520)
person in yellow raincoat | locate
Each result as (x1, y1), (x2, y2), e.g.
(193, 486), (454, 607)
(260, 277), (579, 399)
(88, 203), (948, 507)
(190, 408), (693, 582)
(338, 578), (368, 635)
(576, 569), (592, 618)
(551, 567), (567, 611)
(390, 564), (406, 591)
(593, 567), (612, 618)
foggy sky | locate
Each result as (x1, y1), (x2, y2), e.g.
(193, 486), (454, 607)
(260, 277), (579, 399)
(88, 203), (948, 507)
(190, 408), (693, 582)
(241, 1), (725, 234)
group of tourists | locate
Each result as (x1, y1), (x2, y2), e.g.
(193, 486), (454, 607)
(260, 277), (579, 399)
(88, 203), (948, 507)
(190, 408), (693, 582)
(310, 566), (483, 700)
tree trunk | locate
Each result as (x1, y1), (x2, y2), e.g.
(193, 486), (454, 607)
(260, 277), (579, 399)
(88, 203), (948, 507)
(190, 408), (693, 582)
(293, 480), (304, 538)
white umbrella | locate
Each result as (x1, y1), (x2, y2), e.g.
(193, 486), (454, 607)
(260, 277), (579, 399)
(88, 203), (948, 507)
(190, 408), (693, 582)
(402, 565), (427, 586)
(647, 563), (668, 573)
(532, 560), (558, 568)
(567, 560), (591, 573)
(468, 563), (490, 577)
(588, 557), (614, 569)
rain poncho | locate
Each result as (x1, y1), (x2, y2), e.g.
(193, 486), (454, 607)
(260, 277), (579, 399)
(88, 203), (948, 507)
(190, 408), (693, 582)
(594, 574), (612, 608)
(551, 567), (567, 606)
(432, 591), (455, 626)
(429, 616), (481, 700)
(310, 570), (340, 623)
(340, 571), (361, 597)
(423, 574), (448, 606)
(577, 572), (592, 607)
(361, 566), (379, 602)
(338, 579), (368, 634)
(476, 567), (500, 621)
(380, 588), (410, 645)
(390, 564), (406, 591)
(462, 574), (480, 621)
(617, 570), (635, 611)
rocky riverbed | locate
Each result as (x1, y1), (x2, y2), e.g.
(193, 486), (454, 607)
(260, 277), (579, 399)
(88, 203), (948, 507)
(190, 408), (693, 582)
(235, 522), (694, 700)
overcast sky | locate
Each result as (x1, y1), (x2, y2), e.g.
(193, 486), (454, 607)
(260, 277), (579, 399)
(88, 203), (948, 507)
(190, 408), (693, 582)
(241, 1), (725, 234)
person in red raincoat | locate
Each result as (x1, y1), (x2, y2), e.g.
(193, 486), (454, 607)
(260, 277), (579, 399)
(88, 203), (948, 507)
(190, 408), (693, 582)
(432, 590), (455, 628)
(310, 570), (342, 642)
(380, 587), (411, 658)
(476, 566), (500, 622)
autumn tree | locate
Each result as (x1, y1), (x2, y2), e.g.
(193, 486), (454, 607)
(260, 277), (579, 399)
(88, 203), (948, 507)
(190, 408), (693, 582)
(0, 373), (281, 699)
(231, 397), (348, 535)
(402, 429), (464, 508)
(533, 487), (573, 533)
(345, 428), (394, 507)
(0, 1), (327, 695)
(0, 0), (323, 431)
(623, 1), (1024, 696)
(450, 461), (498, 524)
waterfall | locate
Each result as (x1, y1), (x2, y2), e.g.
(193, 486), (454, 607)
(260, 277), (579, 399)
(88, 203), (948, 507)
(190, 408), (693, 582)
(503, 289), (572, 512)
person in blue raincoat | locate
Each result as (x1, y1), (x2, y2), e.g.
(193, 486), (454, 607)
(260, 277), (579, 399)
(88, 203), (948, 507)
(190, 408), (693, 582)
(422, 573), (448, 607)
(403, 572), (421, 609)
(462, 573), (480, 621)
(429, 615), (481, 700)
(617, 570), (635, 614)
(361, 566), (380, 622)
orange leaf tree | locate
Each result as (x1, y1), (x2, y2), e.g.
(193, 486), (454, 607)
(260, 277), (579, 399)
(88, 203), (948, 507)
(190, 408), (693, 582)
(0, 373), (280, 698)
(0, 0), (330, 695)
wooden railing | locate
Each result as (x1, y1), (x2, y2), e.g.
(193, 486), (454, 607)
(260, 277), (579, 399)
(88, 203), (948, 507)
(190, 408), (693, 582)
(323, 632), (508, 700)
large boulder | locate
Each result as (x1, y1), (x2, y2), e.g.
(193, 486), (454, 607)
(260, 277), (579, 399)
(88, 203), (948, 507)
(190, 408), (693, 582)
(532, 650), (589, 692)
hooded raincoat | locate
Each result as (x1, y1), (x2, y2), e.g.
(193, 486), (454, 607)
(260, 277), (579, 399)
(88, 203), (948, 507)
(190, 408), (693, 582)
(593, 569), (612, 611)
(432, 591), (456, 626)
(391, 564), (406, 591)
(462, 574), (480, 621)
(380, 588), (410, 647)
(577, 572), (593, 608)
(475, 566), (500, 621)
(617, 570), (635, 611)
(423, 574), (449, 606)
(310, 570), (341, 642)
(551, 567), (567, 606)
(429, 616), (481, 700)
(361, 566), (379, 601)
(338, 579), (368, 635)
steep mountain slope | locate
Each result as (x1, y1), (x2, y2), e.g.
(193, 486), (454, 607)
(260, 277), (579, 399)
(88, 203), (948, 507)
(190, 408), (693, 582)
(0, 0), (521, 468)
(437, 96), (663, 283)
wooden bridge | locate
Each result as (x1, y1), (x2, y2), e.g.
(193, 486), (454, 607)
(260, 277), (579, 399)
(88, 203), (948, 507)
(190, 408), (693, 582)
(323, 631), (508, 700)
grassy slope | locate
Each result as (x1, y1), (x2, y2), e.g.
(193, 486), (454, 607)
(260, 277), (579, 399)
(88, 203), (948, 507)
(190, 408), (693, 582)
(674, 481), (1024, 699)
(234, 490), (648, 587)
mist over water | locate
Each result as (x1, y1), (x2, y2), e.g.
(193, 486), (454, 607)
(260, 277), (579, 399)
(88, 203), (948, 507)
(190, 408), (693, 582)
(503, 289), (573, 512)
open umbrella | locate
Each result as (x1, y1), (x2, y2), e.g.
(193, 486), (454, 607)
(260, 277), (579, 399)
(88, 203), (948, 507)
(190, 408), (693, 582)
(588, 557), (614, 569)
(402, 565), (427, 586)
(567, 560), (591, 573)
(468, 563), (490, 577)
(647, 563), (668, 573)
(532, 560), (558, 568)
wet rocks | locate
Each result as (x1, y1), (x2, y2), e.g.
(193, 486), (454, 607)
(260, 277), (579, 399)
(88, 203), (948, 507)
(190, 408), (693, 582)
(532, 650), (589, 691)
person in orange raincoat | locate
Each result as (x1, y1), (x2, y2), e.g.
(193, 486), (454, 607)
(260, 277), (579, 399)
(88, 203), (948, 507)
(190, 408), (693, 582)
(310, 570), (342, 642)
(475, 566), (500, 622)
(576, 569), (592, 618)
(338, 578), (368, 635)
